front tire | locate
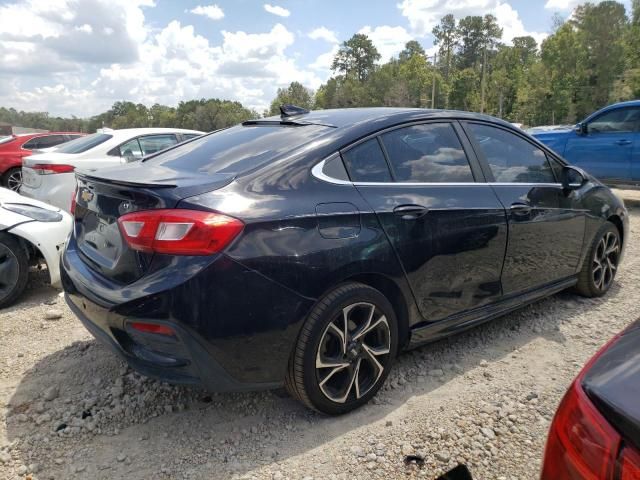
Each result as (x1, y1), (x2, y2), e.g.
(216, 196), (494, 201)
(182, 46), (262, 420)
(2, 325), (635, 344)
(574, 222), (621, 298)
(0, 233), (29, 308)
(286, 283), (398, 415)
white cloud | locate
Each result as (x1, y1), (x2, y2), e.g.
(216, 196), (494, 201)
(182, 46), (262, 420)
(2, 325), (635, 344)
(358, 25), (414, 62)
(308, 26), (339, 44)
(189, 4), (224, 20)
(544, 0), (631, 10)
(264, 3), (290, 17)
(310, 45), (339, 71)
(397, 0), (546, 45)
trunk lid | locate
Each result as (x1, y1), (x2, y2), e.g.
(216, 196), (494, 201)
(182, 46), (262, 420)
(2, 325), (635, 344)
(74, 163), (235, 284)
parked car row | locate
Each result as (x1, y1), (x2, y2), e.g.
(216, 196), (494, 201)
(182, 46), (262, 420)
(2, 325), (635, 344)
(0, 127), (203, 307)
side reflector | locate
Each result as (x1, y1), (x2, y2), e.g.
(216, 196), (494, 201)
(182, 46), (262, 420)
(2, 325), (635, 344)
(129, 322), (175, 337)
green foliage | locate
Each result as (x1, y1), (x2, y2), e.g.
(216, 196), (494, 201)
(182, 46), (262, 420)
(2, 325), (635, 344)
(331, 33), (381, 82)
(268, 82), (314, 116)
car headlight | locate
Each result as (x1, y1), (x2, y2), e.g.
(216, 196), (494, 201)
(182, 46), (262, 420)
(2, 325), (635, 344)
(2, 203), (63, 222)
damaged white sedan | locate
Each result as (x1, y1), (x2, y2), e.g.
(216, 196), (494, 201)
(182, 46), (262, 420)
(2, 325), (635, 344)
(0, 187), (72, 307)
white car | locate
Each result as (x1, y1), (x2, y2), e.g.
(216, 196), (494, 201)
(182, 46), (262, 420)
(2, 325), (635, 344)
(20, 128), (203, 212)
(0, 187), (73, 307)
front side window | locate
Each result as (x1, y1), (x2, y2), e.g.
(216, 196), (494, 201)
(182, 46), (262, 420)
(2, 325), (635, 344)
(118, 139), (143, 160)
(588, 108), (640, 134)
(341, 138), (392, 182)
(380, 123), (474, 182)
(138, 134), (177, 155)
(467, 123), (555, 183)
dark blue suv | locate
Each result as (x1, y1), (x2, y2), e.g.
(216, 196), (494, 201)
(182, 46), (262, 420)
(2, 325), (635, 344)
(531, 101), (640, 185)
(61, 107), (627, 414)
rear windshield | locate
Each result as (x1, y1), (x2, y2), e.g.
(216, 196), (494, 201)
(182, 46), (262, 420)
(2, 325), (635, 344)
(146, 124), (331, 175)
(55, 133), (113, 154)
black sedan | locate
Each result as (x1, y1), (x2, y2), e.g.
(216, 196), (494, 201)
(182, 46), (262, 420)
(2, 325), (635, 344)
(541, 319), (640, 479)
(61, 107), (628, 414)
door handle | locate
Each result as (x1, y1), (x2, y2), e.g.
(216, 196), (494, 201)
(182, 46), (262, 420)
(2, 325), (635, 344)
(616, 139), (632, 146)
(510, 203), (532, 215)
(393, 204), (429, 220)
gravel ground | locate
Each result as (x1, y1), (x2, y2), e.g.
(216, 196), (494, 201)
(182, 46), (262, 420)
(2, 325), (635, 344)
(1, 211), (638, 480)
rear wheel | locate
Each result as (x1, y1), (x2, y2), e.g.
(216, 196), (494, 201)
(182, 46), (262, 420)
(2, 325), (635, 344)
(286, 283), (398, 414)
(574, 222), (620, 297)
(2, 167), (22, 192)
(0, 233), (29, 308)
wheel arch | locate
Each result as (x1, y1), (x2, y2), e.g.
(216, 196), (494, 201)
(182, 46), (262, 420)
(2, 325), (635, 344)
(607, 214), (624, 246)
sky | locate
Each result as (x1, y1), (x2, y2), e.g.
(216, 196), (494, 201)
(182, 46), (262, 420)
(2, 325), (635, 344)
(0, 0), (633, 117)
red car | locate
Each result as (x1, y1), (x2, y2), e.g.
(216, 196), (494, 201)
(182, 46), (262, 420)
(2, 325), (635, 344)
(0, 132), (85, 190)
(541, 319), (640, 479)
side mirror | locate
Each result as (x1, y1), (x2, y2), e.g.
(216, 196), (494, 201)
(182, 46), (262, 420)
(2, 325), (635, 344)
(562, 165), (588, 191)
(574, 122), (588, 135)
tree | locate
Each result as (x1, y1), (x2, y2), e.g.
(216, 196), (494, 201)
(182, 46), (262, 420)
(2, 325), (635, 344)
(432, 14), (459, 82)
(399, 40), (426, 62)
(331, 33), (381, 82)
(268, 82), (314, 115)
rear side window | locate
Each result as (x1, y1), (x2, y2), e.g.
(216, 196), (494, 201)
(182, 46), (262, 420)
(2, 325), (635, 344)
(380, 123), (474, 182)
(467, 123), (555, 183)
(118, 138), (143, 160)
(21, 137), (41, 150)
(56, 133), (113, 154)
(341, 139), (392, 182)
(33, 134), (68, 149)
(148, 124), (331, 175)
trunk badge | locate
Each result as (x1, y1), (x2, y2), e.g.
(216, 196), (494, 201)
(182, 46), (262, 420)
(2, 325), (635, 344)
(80, 190), (94, 202)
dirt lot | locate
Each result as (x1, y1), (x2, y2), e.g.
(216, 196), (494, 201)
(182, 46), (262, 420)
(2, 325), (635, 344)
(1, 211), (638, 480)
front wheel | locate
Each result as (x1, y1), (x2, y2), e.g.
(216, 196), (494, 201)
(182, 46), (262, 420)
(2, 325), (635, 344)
(574, 222), (621, 297)
(0, 233), (29, 308)
(285, 283), (398, 414)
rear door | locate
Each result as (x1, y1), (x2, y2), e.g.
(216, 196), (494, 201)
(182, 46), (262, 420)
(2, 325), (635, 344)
(342, 121), (508, 322)
(565, 106), (640, 183)
(463, 122), (586, 295)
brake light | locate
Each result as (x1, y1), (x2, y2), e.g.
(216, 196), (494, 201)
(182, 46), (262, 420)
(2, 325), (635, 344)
(31, 164), (75, 175)
(117, 209), (244, 255)
(541, 334), (628, 480)
(129, 322), (175, 337)
(70, 187), (77, 215)
(619, 447), (640, 480)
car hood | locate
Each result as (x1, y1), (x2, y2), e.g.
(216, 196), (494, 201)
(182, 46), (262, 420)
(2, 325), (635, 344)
(530, 128), (574, 156)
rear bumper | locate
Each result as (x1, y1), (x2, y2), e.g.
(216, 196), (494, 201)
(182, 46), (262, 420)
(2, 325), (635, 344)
(61, 237), (315, 391)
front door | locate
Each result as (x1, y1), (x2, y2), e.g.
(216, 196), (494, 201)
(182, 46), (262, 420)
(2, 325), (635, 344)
(463, 122), (586, 295)
(341, 122), (508, 321)
(565, 106), (640, 183)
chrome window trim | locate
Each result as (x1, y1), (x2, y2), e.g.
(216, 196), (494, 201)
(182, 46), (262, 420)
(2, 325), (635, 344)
(311, 156), (352, 185)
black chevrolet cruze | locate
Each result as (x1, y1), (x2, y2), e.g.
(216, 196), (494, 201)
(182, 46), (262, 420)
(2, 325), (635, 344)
(62, 107), (628, 414)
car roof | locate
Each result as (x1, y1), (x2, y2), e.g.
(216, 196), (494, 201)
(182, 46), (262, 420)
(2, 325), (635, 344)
(264, 107), (514, 130)
(98, 128), (205, 139)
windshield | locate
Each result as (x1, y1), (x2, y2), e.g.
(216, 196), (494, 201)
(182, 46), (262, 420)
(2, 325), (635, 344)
(55, 133), (113, 154)
(146, 124), (331, 175)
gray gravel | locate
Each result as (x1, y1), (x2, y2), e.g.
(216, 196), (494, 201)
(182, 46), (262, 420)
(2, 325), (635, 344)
(1, 211), (638, 480)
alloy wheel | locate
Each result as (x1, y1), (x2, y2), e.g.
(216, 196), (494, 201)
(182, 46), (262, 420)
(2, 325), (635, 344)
(0, 243), (20, 300)
(592, 231), (619, 292)
(6, 169), (22, 192)
(315, 302), (391, 404)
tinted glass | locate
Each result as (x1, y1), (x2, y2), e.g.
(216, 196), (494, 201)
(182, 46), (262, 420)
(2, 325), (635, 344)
(322, 156), (349, 181)
(148, 125), (331, 175)
(35, 135), (68, 148)
(119, 139), (143, 159)
(56, 133), (113, 154)
(381, 123), (474, 182)
(21, 138), (40, 149)
(138, 134), (177, 155)
(589, 108), (640, 134)
(182, 133), (202, 140)
(468, 123), (555, 183)
(342, 139), (392, 182)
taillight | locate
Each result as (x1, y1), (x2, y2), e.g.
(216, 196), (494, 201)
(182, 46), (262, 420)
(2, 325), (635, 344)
(541, 333), (635, 480)
(117, 209), (244, 255)
(70, 187), (77, 215)
(31, 164), (75, 175)
(619, 447), (640, 480)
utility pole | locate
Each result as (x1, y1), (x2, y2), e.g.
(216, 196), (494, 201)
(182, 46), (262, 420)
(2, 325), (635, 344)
(431, 52), (437, 109)
(480, 48), (487, 114)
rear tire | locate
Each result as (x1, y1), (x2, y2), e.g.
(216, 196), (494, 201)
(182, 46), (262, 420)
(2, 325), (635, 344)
(0, 233), (29, 308)
(285, 283), (398, 415)
(2, 167), (22, 192)
(574, 222), (620, 298)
